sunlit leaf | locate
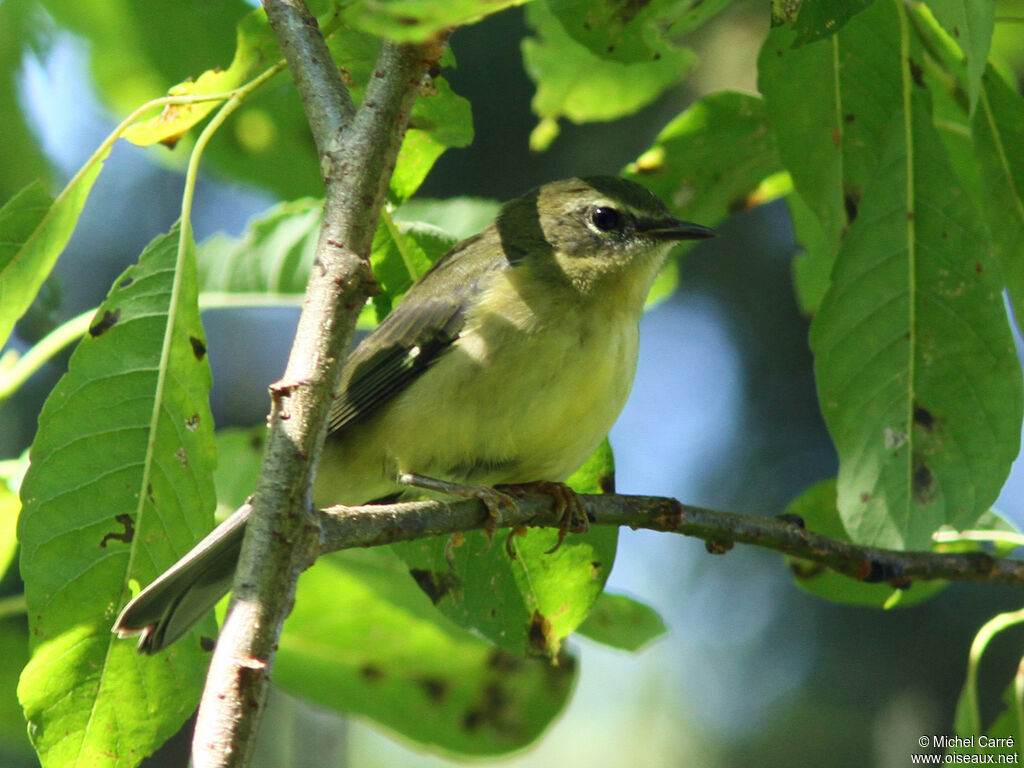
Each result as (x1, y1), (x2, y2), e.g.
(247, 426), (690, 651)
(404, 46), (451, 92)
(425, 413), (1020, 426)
(391, 441), (617, 658)
(0, 169), (103, 350)
(340, 0), (529, 42)
(17, 225), (217, 767)
(124, 8), (283, 146)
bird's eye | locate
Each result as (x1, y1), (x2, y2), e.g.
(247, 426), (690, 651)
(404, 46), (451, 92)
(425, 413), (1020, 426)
(590, 206), (624, 233)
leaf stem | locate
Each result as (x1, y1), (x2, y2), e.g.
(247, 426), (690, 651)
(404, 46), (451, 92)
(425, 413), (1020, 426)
(964, 608), (1024, 734)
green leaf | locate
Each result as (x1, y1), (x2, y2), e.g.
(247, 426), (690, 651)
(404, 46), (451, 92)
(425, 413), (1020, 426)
(0, 163), (107, 350)
(623, 91), (782, 228)
(523, 0), (695, 150)
(576, 592), (667, 651)
(790, 0), (876, 45)
(952, 607), (1024, 743)
(339, 0), (528, 42)
(973, 66), (1024, 338)
(17, 224), (217, 767)
(928, 0), (994, 111)
(546, 0), (731, 65)
(370, 218), (456, 320)
(123, 8), (284, 146)
(788, 191), (835, 315)
(198, 198), (322, 295)
(758, 25), (847, 274)
(396, 197), (501, 240)
(391, 77), (474, 204)
(210, 427), (577, 754)
(0, 476), (18, 584)
(212, 427), (266, 520)
(276, 549), (575, 756)
(782, 478), (947, 607)
(0, 2), (51, 201)
(391, 441), (618, 658)
(808, 4), (1022, 550)
(0, 619), (32, 761)
(34, 0), (249, 115)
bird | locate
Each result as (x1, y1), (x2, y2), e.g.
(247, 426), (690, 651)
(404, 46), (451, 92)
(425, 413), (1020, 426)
(112, 175), (714, 653)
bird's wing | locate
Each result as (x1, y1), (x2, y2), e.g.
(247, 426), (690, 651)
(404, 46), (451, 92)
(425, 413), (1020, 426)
(327, 232), (500, 433)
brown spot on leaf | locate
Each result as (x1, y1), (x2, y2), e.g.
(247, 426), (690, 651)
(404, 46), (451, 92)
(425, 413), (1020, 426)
(843, 188), (859, 224)
(89, 308), (121, 337)
(99, 513), (135, 548)
(913, 405), (935, 430)
(487, 649), (524, 673)
(189, 336), (207, 360)
(599, 470), (616, 494)
(908, 58), (925, 88)
(409, 568), (456, 604)
(528, 610), (554, 656)
(912, 460), (935, 504)
(418, 677), (447, 702)
(859, 491), (871, 503)
(359, 664), (385, 681)
(200, 636), (216, 652)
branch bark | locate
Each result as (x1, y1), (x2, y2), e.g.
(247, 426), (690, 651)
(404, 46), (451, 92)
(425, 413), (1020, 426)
(191, 3), (446, 765)
(312, 494), (1024, 589)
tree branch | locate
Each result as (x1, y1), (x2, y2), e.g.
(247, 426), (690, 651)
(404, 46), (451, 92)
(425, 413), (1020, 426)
(312, 494), (1024, 589)
(191, 3), (446, 765)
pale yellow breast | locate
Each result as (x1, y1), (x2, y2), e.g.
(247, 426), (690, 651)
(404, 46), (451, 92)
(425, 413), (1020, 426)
(314, 267), (643, 506)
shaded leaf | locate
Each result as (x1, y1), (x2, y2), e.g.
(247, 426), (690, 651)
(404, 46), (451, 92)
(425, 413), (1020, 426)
(782, 478), (946, 607)
(576, 592), (667, 651)
(973, 66), (1024, 337)
(928, 0), (994, 110)
(790, 0), (876, 45)
(758, 24), (846, 286)
(370, 219), (455, 320)
(0, 619), (32, 761)
(276, 549), (575, 756)
(547, 0), (731, 65)
(198, 198), (322, 295)
(17, 225), (217, 767)
(623, 91), (782, 229)
(809, 76), (1021, 550)
(788, 191), (835, 315)
(523, 0), (695, 150)
(396, 197), (501, 240)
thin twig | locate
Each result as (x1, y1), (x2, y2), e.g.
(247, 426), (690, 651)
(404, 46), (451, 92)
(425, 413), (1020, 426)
(314, 493), (1024, 589)
(191, 2), (446, 765)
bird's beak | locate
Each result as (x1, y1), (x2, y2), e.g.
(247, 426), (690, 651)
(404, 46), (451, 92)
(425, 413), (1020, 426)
(644, 219), (716, 241)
